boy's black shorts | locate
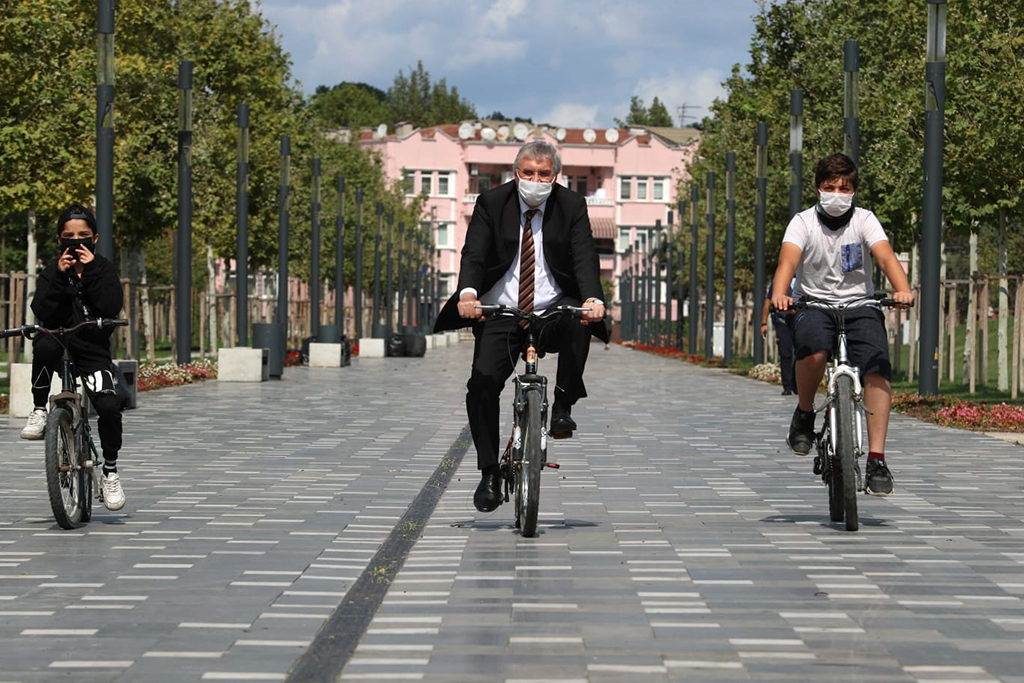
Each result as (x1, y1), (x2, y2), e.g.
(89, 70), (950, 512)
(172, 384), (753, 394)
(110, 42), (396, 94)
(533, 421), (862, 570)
(792, 305), (891, 381)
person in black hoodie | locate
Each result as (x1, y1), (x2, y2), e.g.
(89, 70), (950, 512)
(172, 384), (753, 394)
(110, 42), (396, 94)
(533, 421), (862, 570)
(21, 204), (127, 511)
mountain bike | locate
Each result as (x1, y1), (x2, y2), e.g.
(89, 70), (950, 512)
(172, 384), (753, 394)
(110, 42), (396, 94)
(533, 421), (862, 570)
(1, 318), (128, 529)
(475, 304), (590, 537)
(786, 295), (907, 531)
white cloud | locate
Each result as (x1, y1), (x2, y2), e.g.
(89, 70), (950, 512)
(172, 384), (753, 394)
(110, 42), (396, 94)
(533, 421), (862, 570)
(482, 0), (528, 33)
(539, 102), (600, 128)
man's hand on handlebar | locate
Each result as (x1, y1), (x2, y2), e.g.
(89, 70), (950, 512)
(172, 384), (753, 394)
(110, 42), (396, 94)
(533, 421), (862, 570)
(771, 294), (794, 315)
(458, 291), (485, 321)
(581, 298), (605, 325)
(890, 290), (914, 306)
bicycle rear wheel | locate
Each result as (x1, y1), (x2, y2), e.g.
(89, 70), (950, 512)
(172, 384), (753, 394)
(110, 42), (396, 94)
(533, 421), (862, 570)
(834, 375), (859, 531)
(44, 405), (87, 529)
(517, 390), (543, 537)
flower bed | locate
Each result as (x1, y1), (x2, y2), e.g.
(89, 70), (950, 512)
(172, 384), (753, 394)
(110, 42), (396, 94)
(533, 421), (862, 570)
(892, 392), (1024, 432)
(137, 358), (217, 392)
(620, 341), (725, 367)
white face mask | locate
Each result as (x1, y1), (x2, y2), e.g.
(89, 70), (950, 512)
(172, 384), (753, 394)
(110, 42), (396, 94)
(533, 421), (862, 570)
(818, 191), (855, 217)
(518, 177), (553, 207)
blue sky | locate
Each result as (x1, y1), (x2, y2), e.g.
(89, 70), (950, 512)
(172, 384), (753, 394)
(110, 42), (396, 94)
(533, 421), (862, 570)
(259, 0), (763, 129)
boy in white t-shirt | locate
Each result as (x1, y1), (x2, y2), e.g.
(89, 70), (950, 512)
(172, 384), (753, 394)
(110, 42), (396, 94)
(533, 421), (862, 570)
(769, 153), (913, 496)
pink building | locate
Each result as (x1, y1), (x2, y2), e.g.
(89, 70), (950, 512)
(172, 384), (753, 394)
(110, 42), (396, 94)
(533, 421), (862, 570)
(360, 121), (700, 316)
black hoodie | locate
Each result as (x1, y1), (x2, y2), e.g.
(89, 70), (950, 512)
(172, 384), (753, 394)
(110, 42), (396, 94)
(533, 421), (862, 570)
(31, 254), (124, 358)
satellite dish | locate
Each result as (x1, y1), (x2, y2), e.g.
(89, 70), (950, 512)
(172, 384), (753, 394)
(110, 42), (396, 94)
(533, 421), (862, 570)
(555, 128), (566, 141)
(458, 122), (474, 139)
(481, 127), (497, 142)
(376, 123), (388, 138)
(513, 123), (528, 141)
(604, 128), (620, 144)
(582, 128), (596, 144)
(497, 125), (510, 141)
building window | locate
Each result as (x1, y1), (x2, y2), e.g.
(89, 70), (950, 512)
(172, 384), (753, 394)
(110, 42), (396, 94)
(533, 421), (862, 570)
(619, 176), (631, 200)
(577, 176), (588, 195)
(653, 177), (665, 201)
(438, 172), (451, 196)
(403, 170), (415, 195)
(637, 178), (648, 201)
(618, 227), (631, 252)
(420, 171), (432, 196)
(435, 222), (453, 248)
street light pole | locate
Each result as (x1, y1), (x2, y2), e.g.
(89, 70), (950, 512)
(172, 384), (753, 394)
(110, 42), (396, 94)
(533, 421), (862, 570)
(705, 172), (715, 358)
(919, 0), (947, 396)
(235, 103), (250, 346)
(95, 0), (115, 260)
(277, 137), (290, 335)
(175, 61), (193, 364)
(689, 185), (699, 355)
(753, 122), (768, 364)
(724, 153), (737, 366)
(790, 89), (804, 220)
(844, 40), (861, 167)
(334, 176), (345, 337)
(310, 158), (322, 339)
(354, 189), (364, 340)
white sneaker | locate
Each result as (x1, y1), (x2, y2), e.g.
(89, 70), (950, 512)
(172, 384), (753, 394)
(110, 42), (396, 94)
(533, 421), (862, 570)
(101, 472), (126, 511)
(20, 408), (47, 440)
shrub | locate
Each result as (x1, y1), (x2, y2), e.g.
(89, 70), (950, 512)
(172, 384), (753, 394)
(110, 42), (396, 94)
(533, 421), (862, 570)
(137, 359), (217, 392)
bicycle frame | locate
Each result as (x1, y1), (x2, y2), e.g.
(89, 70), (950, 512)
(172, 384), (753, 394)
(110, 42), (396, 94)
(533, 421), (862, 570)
(824, 326), (866, 460)
(511, 325), (549, 467)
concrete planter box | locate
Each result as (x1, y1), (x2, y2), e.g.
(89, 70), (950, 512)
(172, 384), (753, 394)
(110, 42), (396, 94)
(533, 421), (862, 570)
(309, 342), (344, 368)
(218, 347), (268, 382)
(359, 338), (385, 358)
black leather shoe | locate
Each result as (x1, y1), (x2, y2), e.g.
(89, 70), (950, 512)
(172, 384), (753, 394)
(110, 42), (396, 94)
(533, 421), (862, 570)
(782, 389), (793, 396)
(473, 470), (503, 512)
(550, 403), (576, 439)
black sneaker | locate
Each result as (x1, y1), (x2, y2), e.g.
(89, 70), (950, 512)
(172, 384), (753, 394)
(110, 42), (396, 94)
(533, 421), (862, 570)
(786, 407), (815, 456)
(865, 459), (894, 497)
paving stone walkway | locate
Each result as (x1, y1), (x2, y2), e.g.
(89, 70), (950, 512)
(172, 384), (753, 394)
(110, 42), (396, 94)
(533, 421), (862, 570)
(2, 341), (1023, 682)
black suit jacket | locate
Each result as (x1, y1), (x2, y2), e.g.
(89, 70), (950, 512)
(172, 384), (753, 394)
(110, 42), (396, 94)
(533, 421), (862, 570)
(433, 181), (609, 342)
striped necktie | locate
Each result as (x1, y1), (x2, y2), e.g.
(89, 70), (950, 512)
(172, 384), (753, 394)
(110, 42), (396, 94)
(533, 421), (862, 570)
(517, 209), (539, 324)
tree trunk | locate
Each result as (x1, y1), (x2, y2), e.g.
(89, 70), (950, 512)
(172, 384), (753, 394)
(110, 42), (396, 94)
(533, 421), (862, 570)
(998, 208), (1009, 391)
(206, 243), (218, 354)
(139, 247), (155, 363)
(24, 210), (37, 363)
(963, 228), (978, 382)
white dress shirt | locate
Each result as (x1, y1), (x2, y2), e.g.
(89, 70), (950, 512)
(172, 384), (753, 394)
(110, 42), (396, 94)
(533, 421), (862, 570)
(461, 195), (563, 313)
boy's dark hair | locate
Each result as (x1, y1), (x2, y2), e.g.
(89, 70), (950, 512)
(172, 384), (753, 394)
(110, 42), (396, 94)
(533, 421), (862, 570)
(56, 204), (97, 235)
(814, 153), (858, 191)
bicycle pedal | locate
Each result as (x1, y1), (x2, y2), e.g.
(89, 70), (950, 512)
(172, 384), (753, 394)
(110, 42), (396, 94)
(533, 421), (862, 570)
(544, 462), (560, 470)
(812, 455), (823, 475)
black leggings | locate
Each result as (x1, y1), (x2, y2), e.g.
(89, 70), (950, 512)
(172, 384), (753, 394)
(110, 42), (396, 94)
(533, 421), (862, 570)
(31, 335), (123, 461)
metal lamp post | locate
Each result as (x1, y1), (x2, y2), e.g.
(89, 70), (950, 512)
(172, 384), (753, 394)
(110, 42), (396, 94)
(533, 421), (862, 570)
(354, 189), (364, 339)
(385, 212), (395, 338)
(676, 201), (685, 350)
(653, 222), (662, 346)
(919, 0), (947, 395)
(753, 122), (768, 364)
(372, 202), (384, 337)
(235, 103), (250, 346)
(334, 176), (345, 337)
(95, 0), (115, 260)
(277, 137), (290, 334)
(844, 40), (860, 166)
(705, 173), (715, 358)
(689, 185), (699, 354)
(175, 61), (193, 364)
(310, 158), (322, 339)
(724, 153), (737, 365)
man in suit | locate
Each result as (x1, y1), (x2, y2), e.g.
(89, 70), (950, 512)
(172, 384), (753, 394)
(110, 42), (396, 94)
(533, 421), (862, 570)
(434, 140), (608, 513)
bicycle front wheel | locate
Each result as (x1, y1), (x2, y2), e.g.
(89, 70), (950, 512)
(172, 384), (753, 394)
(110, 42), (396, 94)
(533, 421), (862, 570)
(834, 375), (859, 531)
(44, 405), (87, 529)
(517, 390), (543, 537)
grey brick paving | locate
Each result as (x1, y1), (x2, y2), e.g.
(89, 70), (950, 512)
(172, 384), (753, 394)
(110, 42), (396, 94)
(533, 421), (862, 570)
(2, 342), (1024, 682)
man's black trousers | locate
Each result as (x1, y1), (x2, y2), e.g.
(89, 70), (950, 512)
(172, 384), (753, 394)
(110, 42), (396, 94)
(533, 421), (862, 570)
(466, 296), (591, 470)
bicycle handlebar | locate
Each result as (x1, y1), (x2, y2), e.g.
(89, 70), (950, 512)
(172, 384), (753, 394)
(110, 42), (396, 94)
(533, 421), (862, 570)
(0, 318), (129, 340)
(474, 304), (592, 322)
(769, 294), (911, 315)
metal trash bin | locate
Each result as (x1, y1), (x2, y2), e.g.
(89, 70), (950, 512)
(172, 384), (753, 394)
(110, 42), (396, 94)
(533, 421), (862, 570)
(252, 322), (284, 379)
(317, 325), (341, 343)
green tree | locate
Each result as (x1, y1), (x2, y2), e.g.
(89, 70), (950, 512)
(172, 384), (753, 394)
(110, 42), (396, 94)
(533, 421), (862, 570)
(310, 82), (390, 130)
(647, 97), (674, 127)
(386, 61), (476, 128)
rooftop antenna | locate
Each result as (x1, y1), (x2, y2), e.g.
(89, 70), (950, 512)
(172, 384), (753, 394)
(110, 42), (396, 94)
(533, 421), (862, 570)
(676, 103), (700, 127)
